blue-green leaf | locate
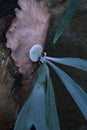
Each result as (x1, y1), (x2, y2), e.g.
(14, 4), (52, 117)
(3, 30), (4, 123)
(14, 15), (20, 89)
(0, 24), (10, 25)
(53, 0), (80, 44)
(45, 57), (87, 72)
(14, 64), (48, 130)
(45, 64), (60, 130)
(46, 60), (87, 120)
(14, 63), (60, 130)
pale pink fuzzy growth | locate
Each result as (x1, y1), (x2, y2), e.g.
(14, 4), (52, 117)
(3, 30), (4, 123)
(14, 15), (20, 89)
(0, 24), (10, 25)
(6, 0), (50, 81)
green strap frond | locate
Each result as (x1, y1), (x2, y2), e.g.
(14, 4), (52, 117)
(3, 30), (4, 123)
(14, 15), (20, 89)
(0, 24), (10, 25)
(14, 63), (60, 130)
(45, 57), (87, 72)
(53, 0), (80, 44)
(46, 60), (87, 120)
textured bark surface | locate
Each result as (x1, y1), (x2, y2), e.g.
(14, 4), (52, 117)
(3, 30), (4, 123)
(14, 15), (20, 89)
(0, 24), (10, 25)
(0, 55), (17, 129)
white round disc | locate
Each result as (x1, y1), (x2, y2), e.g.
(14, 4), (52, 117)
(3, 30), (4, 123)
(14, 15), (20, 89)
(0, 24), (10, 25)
(29, 44), (43, 62)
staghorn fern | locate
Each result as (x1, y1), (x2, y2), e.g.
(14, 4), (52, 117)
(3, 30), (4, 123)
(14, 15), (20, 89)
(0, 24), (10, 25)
(14, 55), (87, 130)
(14, 63), (60, 130)
(14, 0), (87, 130)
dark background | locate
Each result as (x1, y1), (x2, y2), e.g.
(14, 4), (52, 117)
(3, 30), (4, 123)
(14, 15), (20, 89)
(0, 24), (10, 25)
(0, 0), (18, 18)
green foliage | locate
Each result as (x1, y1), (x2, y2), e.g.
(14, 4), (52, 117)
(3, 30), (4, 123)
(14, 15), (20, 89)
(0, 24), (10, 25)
(53, 0), (80, 44)
(14, 0), (87, 130)
(45, 57), (87, 72)
(46, 60), (87, 120)
(14, 56), (87, 130)
(14, 63), (60, 130)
